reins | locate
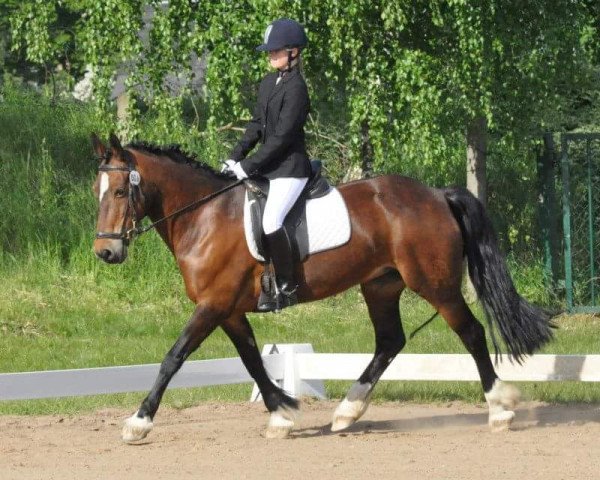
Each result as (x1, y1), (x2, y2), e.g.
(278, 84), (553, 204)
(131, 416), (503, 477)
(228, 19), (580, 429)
(408, 311), (440, 339)
(131, 179), (244, 239)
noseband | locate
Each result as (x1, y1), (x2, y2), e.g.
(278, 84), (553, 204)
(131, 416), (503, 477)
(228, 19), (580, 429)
(96, 151), (142, 243)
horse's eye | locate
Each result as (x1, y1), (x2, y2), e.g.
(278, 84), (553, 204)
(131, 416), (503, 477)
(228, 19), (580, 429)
(115, 188), (126, 198)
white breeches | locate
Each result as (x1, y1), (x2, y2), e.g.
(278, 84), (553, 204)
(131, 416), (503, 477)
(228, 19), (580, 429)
(262, 177), (309, 234)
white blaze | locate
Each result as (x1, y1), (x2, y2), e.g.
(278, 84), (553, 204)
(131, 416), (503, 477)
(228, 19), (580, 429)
(99, 172), (109, 202)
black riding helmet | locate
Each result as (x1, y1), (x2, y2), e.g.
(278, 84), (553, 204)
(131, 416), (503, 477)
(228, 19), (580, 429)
(256, 18), (308, 52)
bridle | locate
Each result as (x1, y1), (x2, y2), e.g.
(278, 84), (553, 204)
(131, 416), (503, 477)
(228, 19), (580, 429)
(96, 150), (141, 243)
(95, 150), (243, 243)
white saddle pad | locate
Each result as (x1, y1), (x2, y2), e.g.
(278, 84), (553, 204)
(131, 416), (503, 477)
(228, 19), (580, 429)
(243, 187), (351, 262)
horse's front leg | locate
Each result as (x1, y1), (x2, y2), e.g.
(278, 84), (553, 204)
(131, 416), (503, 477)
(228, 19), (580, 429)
(122, 305), (219, 443)
(221, 314), (299, 439)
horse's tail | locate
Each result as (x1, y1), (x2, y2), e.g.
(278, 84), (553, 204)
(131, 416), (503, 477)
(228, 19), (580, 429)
(443, 186), (554, 363)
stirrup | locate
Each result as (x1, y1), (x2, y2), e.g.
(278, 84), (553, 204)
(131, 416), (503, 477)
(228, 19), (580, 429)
(257, 268), (277, 312)
(276, 290), (297, 311)
(257, 289), (278, 313)
(257, 290), (297, 313)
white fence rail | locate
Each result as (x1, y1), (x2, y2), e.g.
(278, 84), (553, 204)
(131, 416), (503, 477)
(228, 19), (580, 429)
(297, 353), (600, 382)
(1, 343), (599, 402)
(0, 355), (285, 401)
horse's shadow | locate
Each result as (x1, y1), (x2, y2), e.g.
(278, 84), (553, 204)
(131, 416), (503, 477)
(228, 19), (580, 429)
(290, 404), (600, 438)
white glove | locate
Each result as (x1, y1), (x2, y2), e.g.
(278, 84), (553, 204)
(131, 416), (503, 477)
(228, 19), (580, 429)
(220, 159), (236, 174)
(230, 162), (248, 180)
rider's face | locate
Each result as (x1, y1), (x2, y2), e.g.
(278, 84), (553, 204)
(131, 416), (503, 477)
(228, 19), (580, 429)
(268, 48), (298, 70)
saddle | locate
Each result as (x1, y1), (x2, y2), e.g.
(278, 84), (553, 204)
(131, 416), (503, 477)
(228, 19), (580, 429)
(244, 160), (332, 263)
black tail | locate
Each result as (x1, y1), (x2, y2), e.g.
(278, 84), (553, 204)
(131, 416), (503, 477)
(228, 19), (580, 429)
(444, 187), (554, 363)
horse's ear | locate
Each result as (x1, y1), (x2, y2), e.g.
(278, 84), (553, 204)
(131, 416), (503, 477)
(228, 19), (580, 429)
(91, 132), (106, 160)
(109, 132), (124, 158)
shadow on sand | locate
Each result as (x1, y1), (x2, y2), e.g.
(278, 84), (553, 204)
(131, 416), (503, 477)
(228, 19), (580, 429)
(290, 403), (600, 439)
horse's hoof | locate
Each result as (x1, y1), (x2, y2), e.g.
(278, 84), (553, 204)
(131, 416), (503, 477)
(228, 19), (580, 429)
(265, 407), (295, 439)
(265, 425), (293, 439)
(331, 382), (372, 432)
(331, 415), (356, 432)
(489, 410), (515, 432)
(122, 411), (153, 443)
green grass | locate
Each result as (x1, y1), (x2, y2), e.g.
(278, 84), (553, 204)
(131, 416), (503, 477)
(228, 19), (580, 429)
(1, 250), (599, 415)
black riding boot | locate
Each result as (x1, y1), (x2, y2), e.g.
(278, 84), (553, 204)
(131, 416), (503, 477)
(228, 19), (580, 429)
(257, 228), (298, 312)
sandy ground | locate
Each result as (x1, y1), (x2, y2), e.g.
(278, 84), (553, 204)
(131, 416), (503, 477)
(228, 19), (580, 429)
(0, 400), (599, 480)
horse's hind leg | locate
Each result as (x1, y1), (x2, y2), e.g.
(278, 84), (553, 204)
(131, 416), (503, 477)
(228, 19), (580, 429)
(221, 314), (299, 439)
(437, 297), (520, 431)
(332, 271), (406, 432)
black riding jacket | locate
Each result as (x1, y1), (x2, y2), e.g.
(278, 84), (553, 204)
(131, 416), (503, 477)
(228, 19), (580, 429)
(230, 67), (312, 180)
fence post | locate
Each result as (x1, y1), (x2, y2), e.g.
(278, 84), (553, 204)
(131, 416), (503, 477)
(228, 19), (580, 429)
(537, 132), (560, 290)
(560, 134), (574, 311)
(250, 344), (326, 402)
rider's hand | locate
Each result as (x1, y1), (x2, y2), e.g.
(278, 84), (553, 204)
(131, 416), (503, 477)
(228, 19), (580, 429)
(230, 162), (248, 180)
(220, 159), (236, 175)
(221, 160), (247, 180)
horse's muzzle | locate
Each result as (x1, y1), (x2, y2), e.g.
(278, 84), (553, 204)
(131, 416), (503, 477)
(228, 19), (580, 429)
(94, 240), (127, 264)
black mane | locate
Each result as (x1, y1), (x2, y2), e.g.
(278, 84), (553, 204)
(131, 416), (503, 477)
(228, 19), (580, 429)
(127, 141), (232, 180)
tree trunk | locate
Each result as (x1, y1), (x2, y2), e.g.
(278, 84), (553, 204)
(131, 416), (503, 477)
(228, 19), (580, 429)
(464, 116), (488, 302)
(360, 119), (374, 178)
(116, 92), (129, 124)
(116, 92), (130, 141)
(466, 116), (488, 208)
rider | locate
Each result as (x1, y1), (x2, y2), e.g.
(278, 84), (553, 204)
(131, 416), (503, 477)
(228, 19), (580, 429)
(223, 18), (311, 312)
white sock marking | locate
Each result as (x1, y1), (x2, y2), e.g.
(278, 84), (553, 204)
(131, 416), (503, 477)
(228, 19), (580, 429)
(268, 408), (295, 428)
(122, 411), (153, 443)
(332, 381), (372, 431)
(484, 379), (520, 431)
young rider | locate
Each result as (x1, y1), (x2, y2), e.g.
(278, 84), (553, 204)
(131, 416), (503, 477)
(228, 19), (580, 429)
(223, 19), (311, 312)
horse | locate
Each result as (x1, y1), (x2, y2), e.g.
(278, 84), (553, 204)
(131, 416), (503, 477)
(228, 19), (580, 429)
(91, 133), (553, 443)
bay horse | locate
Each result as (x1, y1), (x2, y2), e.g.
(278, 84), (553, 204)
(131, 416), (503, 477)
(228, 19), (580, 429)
(91, 133), (553, 443)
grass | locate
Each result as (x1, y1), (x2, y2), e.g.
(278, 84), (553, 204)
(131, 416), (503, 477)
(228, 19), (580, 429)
(1, 247), (599, 415)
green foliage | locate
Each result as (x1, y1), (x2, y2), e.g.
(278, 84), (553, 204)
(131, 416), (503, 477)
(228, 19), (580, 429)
(5, 1), (80, 87)
(5, 1), (595, 168)
(26, 1), (590, 255)
(10, 0), (58, 66)
(0, 84), (96, 259)
(2, 2), (600, 297)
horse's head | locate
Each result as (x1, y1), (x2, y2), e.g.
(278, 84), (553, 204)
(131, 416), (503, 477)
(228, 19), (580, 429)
(92, 133), (144, 264)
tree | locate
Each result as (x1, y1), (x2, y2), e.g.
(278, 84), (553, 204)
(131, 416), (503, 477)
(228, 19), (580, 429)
(6, 0), (595, 193)
(302, 1), (591, 197)
(6, 0), (84, 93)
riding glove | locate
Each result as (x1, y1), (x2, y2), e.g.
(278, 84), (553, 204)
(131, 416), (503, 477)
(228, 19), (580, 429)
(230, 162), (248, 180)
(221, 160), (248, 180)
(221, 159), (236, 174)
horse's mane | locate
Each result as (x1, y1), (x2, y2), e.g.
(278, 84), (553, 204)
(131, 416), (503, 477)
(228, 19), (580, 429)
(127, 141), (232, 180)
